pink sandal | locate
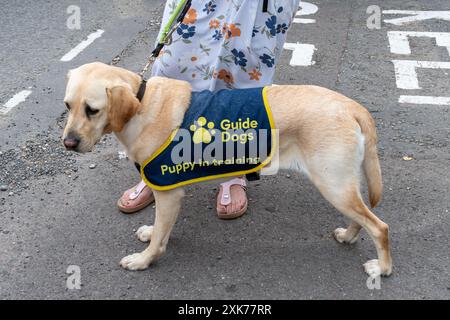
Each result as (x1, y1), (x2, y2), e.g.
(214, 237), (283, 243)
(117, 180), (155, 214)
(217, 177), (248, 220)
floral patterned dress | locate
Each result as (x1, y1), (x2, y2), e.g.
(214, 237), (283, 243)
(151, 0), (301, 91)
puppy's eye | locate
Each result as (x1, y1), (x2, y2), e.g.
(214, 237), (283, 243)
(65, 102), (71, 110)
(85, 105), (99, 117)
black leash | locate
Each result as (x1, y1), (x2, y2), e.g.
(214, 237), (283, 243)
(138, 0), (192, 82)
(136, 0), (192, 102)
(262, 0), (269, 12)
(134, 0), (193, 170)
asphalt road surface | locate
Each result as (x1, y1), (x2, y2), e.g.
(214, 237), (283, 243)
(0, 0), (449, 300)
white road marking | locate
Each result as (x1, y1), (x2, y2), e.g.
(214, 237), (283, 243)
(383, 10), (450, 26)
(293, 1), (318, 24)
(296, 2), (319, 16)
(392, 60), (450, 90)
(61, 29), (105, 62)
(399, 95), (450, 105)
(388, 31), (450, 55)
(0, 90), (33, 115)
(293, 18), (316, 24)
(284, 43), (316, 66)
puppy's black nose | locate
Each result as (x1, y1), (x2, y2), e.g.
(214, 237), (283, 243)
(64, 136), (80, 150)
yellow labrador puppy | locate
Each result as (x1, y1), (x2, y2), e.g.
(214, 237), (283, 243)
(62, 62), (392, 277)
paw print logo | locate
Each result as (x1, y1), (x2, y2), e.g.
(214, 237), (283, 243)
(190, 117), (216, 144)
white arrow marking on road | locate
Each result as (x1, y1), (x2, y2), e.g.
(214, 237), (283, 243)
(392, 60), (450, 90)
(293, 1), (318, 24)
(284, 43), (317, 66)
(296, 2), (319, 16)
(399, 95), (450, 106)
(388, 31), (450, 56)
(61, 29), (105, 62)
(0, 90), (33, 115)
(383, 10), (450, 26)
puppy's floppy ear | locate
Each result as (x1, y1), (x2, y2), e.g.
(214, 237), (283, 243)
(105, 86), (141, 133)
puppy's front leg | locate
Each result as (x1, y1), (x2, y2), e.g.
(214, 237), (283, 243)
(120, 188), (184, 271)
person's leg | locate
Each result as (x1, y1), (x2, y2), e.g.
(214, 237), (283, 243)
(215, 0), (301, 219)
(153, 0), (253, 219)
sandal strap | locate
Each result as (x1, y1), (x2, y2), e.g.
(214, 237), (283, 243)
(129, 180), (148, 200)
(220, 177), (247, 206)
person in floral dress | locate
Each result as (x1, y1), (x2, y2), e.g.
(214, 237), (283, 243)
(118, 0), (301, 219)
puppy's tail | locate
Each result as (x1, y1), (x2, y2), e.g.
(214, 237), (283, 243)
(354, 107), (383, 208)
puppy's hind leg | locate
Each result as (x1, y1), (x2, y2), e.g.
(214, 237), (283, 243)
(305, 144), (392, 276)
(313, 176), (392, 277)
(120, 188), (184, 271)
(339, 193), (391, 277)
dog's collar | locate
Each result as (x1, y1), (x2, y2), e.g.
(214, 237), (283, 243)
(136, 79), (147, 102)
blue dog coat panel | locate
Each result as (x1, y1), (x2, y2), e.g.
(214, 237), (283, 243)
(141, 87), (276, 191)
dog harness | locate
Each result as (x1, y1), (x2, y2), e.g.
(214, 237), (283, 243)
(141, 87), (276, 191)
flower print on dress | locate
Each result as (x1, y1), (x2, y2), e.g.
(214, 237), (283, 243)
(209, 19), (220, 29)
(248, 69), (262, 81)
(259, 53), (275, 68)
(203, 1), (217, 14)
(260, 6), (289, 38)
(221, 23), (228, 36)
(177, 24), (196, 39)
(265, 16), (277, 36)
(217, 69), (234, 85)
(224, 23), (241, 39)
(276, 23), (288, 34)
(196, 64), (215, 81)
(152, 0), (301, 92)
(231, 49), (247, 67)
(212, 30), (223, 41)
(178, 47), (204, 67)
(183, 8), (198, 24)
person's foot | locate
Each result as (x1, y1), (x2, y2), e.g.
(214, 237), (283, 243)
(217, 177), (248, 220)
(117, 180), (155, 214)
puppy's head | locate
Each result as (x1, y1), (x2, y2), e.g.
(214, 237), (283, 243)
(62, 62), (141, 153)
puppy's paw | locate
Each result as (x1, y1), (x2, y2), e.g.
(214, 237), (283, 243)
(120, 253), (150, 271)
(136, 225), (154, 243)
(333, 228), (358, 244)
(364, 259), (392, 277)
